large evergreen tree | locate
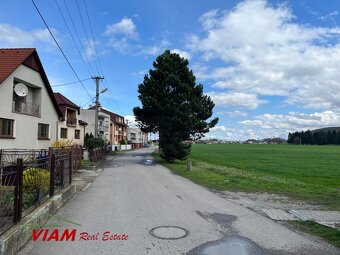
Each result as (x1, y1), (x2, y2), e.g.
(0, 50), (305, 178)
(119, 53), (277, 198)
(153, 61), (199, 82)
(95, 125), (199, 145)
(133, 50), (218, 162)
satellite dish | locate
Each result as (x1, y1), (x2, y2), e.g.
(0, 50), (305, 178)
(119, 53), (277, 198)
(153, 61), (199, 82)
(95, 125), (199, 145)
(14, 83), (28, 97)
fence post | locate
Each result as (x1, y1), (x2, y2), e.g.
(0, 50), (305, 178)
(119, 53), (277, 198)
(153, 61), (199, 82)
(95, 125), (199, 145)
(13, 158), (23, 223)
(187, 161), (192, 171)
(61, 155), (65, 188)
(69, 150), (72, 185)
(72, 146), (76, 172)
(50, 153), (55, 197)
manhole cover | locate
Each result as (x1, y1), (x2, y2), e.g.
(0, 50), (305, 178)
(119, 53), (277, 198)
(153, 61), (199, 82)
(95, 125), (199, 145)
(150, 226), (189, 240)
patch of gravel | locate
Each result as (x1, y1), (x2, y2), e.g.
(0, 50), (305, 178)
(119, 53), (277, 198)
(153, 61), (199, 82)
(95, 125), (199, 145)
(220, 191), (323, 215)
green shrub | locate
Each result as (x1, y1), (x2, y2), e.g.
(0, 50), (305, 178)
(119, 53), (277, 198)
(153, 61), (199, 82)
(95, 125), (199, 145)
(23, 168), (50, 208)
(85, 137), (104, 149)
(119, 139), (127, 145)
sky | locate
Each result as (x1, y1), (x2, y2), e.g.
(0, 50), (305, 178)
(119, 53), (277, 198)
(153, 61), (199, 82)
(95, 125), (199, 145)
(1, 0), (340, 140)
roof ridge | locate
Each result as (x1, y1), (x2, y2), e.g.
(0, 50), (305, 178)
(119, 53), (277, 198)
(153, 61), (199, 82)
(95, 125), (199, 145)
(0, 48), (36, 50)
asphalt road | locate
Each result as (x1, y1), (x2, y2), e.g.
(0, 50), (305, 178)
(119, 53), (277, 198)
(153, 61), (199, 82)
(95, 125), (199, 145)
(19, 148), (339, 255)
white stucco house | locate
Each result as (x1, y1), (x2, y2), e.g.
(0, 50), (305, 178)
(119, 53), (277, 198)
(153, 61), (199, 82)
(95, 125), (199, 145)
(0, 48), (63, 149)
(80, 108), (111, 144)
(80, 106), (128, 146)
(127, 127), (148, 149)
(54, 93), (87, 146)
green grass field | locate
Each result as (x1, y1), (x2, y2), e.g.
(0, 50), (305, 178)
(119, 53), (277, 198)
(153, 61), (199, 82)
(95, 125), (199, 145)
(157, 144), (340, 210)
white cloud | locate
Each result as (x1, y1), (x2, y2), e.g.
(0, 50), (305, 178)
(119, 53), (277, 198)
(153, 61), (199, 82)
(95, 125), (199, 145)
(319, 11), (338, 21)
(107, 38), (131, 54)
(125, 115), (138, 127)
(83, 39), (99, 60)
(210, 125), (228, 132)
(172, 49), (191, 60)
(104, 18), (170, 57)
(138, 45), (161, 56)
(240, 110), (340, 132)
(207, 110), (340, 141)
(227, 110), (248, 117)
(207, 125), (261, 141)
(104, 18), (138, 39)
(0, 23), (55, 48)
(188, 0), (340, 110)
(207, 91), (267, 109)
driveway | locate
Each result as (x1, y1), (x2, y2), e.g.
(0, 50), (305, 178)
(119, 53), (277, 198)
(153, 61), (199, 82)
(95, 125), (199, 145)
(19, 148), (339, 255)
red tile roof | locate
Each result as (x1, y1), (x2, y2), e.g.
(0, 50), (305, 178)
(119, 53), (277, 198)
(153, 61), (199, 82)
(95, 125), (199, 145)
(54, 92), (80, 118)
(54, 92), (80, 109)
(0, 48), (63, 118)
(0, 48), (36, 83)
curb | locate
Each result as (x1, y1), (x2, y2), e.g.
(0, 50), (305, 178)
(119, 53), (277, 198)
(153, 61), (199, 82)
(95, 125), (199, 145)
(81, 157), (106, 170)
(0, 184), (77, 255)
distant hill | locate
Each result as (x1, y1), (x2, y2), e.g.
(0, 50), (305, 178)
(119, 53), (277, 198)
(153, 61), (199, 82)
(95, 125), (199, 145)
(311, 127), (340, 133)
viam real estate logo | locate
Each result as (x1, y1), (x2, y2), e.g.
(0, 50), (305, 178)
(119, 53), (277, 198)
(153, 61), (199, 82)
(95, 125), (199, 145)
(28, 212), (128, 241)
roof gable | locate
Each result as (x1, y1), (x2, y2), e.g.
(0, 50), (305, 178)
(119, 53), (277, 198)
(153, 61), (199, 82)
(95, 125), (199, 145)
(54, 92), (80, 109)
(0, 48), (63, 118)
(0, 48), (35, 83)
(54, 92), (80, 117)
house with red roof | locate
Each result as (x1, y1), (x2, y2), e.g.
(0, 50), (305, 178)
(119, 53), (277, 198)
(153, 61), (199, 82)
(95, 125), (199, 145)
(80, 106), (127, 147)
(54, 92), (87, 146)
(85, 106), (127, 145)
(0, 48), (62, 149)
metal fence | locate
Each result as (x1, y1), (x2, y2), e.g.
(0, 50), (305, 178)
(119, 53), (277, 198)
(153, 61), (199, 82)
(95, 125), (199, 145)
(0, 146), (82, 236)
(88, 147), (106, 162)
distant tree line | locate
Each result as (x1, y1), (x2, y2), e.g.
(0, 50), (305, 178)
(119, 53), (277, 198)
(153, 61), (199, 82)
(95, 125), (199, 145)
(288, 130), (340, 145)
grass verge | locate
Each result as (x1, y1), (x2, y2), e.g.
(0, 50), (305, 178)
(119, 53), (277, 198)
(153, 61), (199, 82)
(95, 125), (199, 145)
(290, 221), (340, 248)
(154, 144), (340, 210)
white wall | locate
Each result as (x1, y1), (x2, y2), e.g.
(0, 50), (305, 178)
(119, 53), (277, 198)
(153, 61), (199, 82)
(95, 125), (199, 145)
(127, 128), (148, 144)
(57, 121), (85, 146)
(0, 65), (59, 149)
(80, 109), (110, 143)
(80, 109), (96, 136)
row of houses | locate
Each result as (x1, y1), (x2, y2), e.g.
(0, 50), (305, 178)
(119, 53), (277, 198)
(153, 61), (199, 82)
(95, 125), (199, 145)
(0, 48), (147, 150)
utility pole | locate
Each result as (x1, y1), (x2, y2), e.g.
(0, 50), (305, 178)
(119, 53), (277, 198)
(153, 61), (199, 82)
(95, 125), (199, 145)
(92, 76), (104, 138)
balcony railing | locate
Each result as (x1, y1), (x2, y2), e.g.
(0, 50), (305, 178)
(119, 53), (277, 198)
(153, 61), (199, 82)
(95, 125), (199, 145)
(66, 118), (77, 127)
(98, 125), (109, 132)
(12, 101), (40, 117)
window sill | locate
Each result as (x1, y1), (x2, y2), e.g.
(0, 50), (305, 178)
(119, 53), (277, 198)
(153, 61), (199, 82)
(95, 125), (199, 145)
(38, 138), (50, 140)
(12, 111), (41, 118)
(0, 136), (15, 139)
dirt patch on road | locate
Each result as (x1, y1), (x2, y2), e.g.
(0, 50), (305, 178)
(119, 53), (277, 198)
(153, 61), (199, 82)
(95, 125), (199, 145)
(220, 191), (323, 214)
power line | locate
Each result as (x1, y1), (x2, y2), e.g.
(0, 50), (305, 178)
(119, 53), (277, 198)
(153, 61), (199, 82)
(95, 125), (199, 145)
(31, 0), (93, 100)
(100, 80), (124, 115)
(52, 77), (92, 87)
(81, 96), (95, 108)
(82, 1), (123, 115)
(83, 0), (104, 75)
(62, 0), (96, 76)
(104, 80), (124, 114)
(54, 0), (93, 77)
(75, 0), (100, 75)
